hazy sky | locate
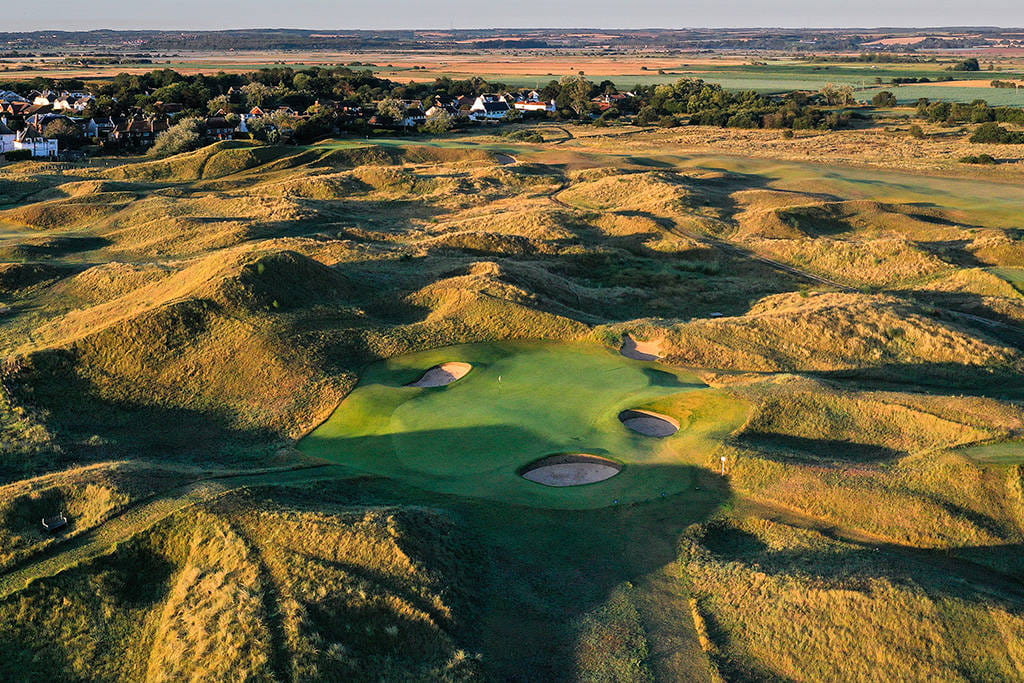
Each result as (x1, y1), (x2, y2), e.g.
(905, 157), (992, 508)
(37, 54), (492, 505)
(8, 0), (1024, 32)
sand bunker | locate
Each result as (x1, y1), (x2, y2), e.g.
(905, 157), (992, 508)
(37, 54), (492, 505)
(519, 454), (622, 487)
(620, 334), (662, 361)
(406, 362), (472, 388)
(619, 409), (680, 437)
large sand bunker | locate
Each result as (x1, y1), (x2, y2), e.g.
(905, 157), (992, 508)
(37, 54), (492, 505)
(406, 362), (472, 388)
(620, 334), (662, 361)
(619, 409), (680, 437)
(519, 454), (622, 487)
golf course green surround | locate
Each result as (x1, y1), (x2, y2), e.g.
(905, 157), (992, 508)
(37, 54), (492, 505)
(300, 342), (749, 508)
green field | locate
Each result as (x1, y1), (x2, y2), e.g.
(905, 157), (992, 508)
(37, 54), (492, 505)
(300, 342), (748, 509)
(960, 439), (1024, 464)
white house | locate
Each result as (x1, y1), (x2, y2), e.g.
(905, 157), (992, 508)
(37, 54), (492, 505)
(11, 125), (58, 158)
(0, 120), (16, 154)
(513, 91), (556, 113)
(469, 94), (512, 121)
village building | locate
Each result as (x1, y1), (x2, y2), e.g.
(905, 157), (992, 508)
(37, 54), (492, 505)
(11, 125), (58, 158)
(512, 91), (557, 113)
(204, 116), (237, 140)
(469, 94), (512, 121)
(0, 120), (16, 154)
(110, 117), (170, 145)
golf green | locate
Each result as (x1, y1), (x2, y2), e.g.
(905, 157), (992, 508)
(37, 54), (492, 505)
(299, 341), (748, 509)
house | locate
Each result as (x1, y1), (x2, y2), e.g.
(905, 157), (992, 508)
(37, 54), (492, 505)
(0, 120), (16, 154)
(400, 108), (427, 127)
(204, 116), (236, 140)
(0, 90), (29, 103)
(153, 101), (185, 116)
(31, 90), (59, 106)
(512, 91), (556, 113)
(469, 94), (512, 122)
(110, 117), (170, 145)
(428, 95), (461, 118)
(25, 113), (76, 130)
(81, 116), (118, 140)
(591, 92), (636, 112)
(11, 125), (58, 158)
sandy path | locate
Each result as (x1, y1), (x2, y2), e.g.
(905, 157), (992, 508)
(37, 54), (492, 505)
(406, 362), (472, 387)
(620, 334), (663, 361)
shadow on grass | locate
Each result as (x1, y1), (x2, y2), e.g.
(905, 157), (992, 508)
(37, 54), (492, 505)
(809, 361), (1024, 400)
(0, 347), (285, 482)
(265, 462), (732, 682)
(735, 432), (904, 462)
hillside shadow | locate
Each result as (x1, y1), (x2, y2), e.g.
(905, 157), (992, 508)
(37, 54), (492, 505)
(699, 520), (1024, 612)
(1, 348), (284, 482)
(735, 432), (903, 462)
(295, 422), (731, 680)
(808, 359), (1024, 397)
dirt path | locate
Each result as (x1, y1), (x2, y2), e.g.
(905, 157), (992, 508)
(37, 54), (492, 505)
(0, 464), (348, 600)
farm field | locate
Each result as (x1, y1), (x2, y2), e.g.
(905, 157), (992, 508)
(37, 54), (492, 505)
(4, 50), (1024, 102)
(1, 124), (1024, 679)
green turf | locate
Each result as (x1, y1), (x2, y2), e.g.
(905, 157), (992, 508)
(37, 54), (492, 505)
(299, 341), (748, 509)
(959, 440), (1024, 464)
(988, 267), (1024, 294)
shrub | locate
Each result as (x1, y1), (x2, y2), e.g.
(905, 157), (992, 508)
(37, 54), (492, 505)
(959, 154), (998, 165)
(148, 117), (205, 158)
(872, 91), (898, 107)
(3, 149), (32, 162)
(970, 122), (1024, 144)
(908, 124), (925, 139)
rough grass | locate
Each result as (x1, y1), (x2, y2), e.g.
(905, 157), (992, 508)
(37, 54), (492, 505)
(3, 131), (1024, 680)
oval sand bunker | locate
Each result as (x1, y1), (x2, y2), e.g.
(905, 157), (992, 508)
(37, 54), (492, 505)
(619, 409), (680, 437)
(406, 362), (472, 388)
(520, 454), (622, 487)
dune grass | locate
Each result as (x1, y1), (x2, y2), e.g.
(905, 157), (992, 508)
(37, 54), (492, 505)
(2, 129), (1024, 679)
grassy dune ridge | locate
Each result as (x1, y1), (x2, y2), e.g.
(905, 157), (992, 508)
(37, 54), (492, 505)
(1, 127), (1023, 679)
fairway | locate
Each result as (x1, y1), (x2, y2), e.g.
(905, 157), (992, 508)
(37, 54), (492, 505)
(300, 342), (748, 508)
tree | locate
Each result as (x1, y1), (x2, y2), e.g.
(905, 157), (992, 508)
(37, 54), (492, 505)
(148, 117), (205, 158)
(820, 83), (856, 106)
(558, 75), (594, 118)
(949, 58), (980, 72)
(207, 94), (234, 115)
(970, 122), (1023, 144)
(375, 97), (405, 124)
(421, 108), (453, 134)
(872, 91), (897, 107)
(43, 119), (85, 149)
(241, 82), (273, 108)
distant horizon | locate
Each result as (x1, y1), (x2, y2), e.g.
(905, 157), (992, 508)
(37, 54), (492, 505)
(4, 25), (1024, 32)
(8, 0), (1024, 33)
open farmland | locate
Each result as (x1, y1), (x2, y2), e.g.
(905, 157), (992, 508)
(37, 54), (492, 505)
(1, 123), (1024, 680)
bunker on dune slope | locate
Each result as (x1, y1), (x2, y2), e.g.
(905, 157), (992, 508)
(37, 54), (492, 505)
(406, 362), (473, 387)
(519, 454), (622, 487)
(619, 409), (680, 437)
(620, 334), (662, 361)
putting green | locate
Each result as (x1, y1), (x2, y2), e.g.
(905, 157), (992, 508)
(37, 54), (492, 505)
(959, 440), (1024, 465)
(299, 342), (748, 509)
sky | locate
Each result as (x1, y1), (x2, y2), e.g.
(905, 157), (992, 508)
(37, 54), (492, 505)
(7, 0), (1024, 32)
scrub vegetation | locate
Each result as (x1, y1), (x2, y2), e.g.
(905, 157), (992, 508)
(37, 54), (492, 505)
(1, 124), (1024, 680)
